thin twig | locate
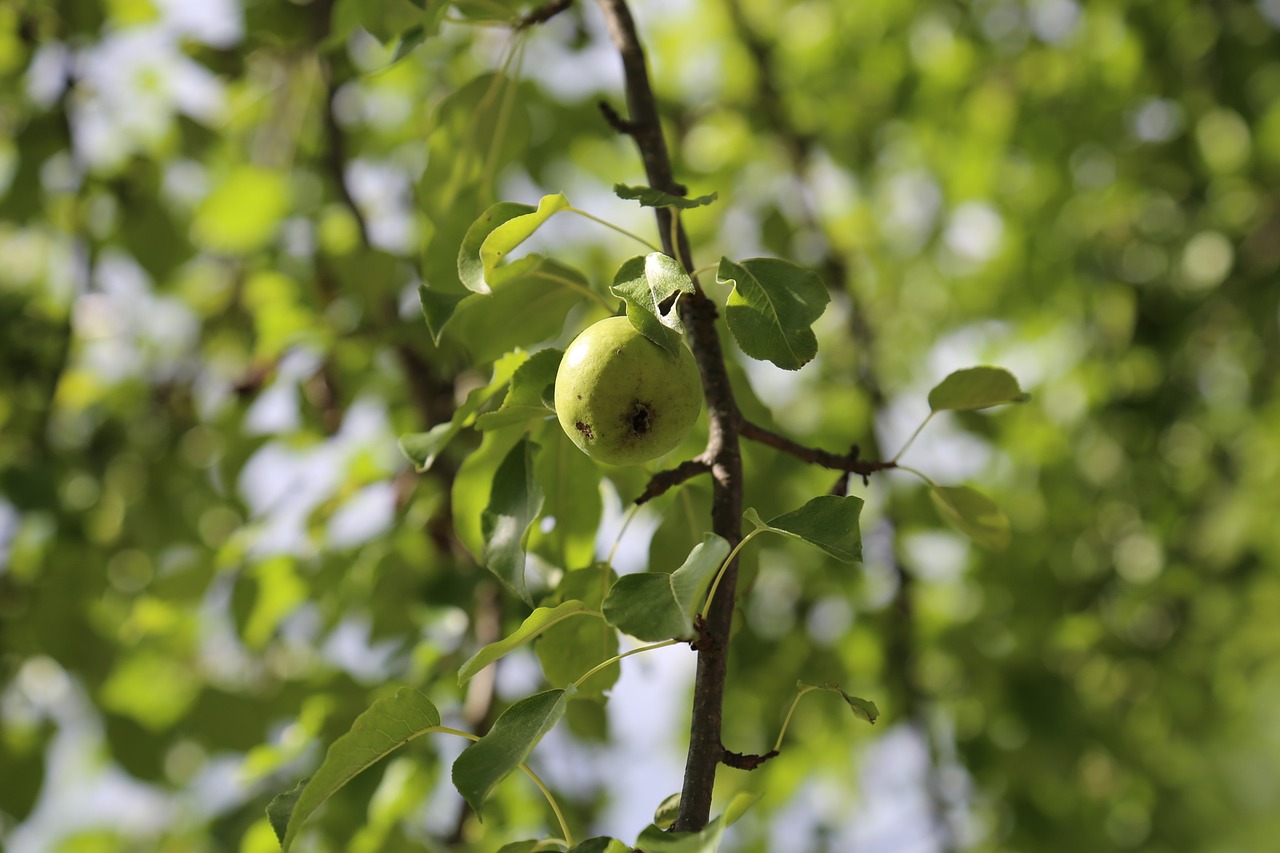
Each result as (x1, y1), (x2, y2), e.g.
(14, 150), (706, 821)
(634, 457), (712, 505)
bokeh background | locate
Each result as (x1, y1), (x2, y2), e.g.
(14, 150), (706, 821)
(3, 0), (1280, 850)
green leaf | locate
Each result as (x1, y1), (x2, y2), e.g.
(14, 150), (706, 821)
(613, 184), (718, 210)
(744, 494), (865, 564)
(609, 253), (694, 355)
(602, 533), (730, 641)
(476, 349), (562, 431)
(569, 839), (630, 853)
(398, 350), (528, 471)
(529, 419), (603, 571)
(535, 565), (619, 698)
(799, 681), (879, 725)
(927, 366), (1029, 411)
(481, 439), (544, 604)
(653, 792), (682, 829)
(717, 257), (829, 370)
(633, 791), (761, 852)
(452, 687), (575, 816)
(269, 688), (442, 851)
(929, 485), (1011, 551)
(458, 600), (594, 685)
(441, 261), (585, 364)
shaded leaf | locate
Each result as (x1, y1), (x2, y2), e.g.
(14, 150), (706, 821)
(459, 600), (594, 685)
(535, 565), (619, 698)
(452, 687), (575, 816)
(609, 253), (693, 355)
(602, 533), (730, 641)
(744, 494), (864, 564)
(442, 261), (584, 364)
(799, 681), (879, 725)
(481, 439), (544, 604)
(266, 777), (306, 845)
(481, 193), (571, 286)
(929, 485), (1011, 551)
(927, 366), (1029, 412)
(270, 688), (442, 851)
(529, 419), (603, 571)
(717, 257), (829, 370)
(613, 184), (718, 210)
(398, 350), (527, 471)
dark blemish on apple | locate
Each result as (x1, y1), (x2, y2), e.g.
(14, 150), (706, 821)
(629, 402), (652, 435)
(575, 421), (595, 440)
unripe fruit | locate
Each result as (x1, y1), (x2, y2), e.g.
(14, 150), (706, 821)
(554, 316), (702, 466)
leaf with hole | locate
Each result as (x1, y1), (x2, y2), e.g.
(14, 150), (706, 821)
(609, 253), (694, 355)
(717, 257), (829, 370)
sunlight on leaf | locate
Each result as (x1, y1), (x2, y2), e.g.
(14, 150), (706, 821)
(602, 533), (730, 641)
(459, 600), (593, 685)
(717, 257), (828, 370)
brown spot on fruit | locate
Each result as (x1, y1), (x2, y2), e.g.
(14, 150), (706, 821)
(575, 421), (595, 440)
(629, 402), (652, 435)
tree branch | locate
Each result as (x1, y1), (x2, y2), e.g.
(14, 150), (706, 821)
(634, 457), (712, 505)
(595, 0), (741, 831)
(721, 748), (778, 771)
(738, 420), (896, 482)
(518, 0), (574, 29)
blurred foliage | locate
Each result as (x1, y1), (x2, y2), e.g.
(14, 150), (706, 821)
(1, 0), (1278, 851)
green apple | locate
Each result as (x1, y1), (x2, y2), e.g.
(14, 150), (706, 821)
(554, 316), (702, 465)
